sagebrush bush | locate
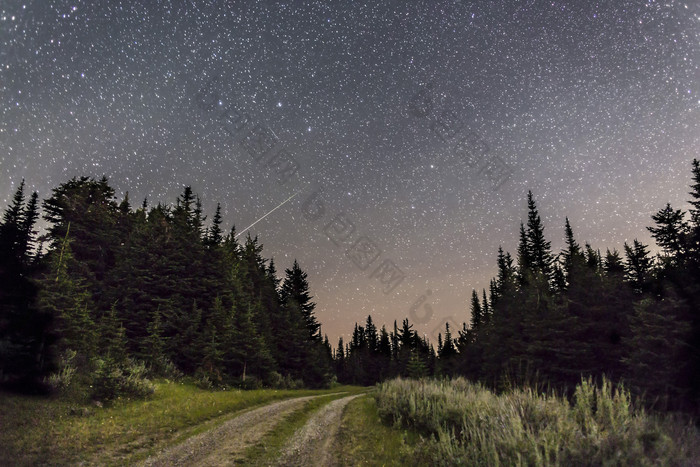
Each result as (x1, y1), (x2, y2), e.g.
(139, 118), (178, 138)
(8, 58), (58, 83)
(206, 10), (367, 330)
(375, 377), (700, 466)
(147, 355), (183, 381)
(44, 349), (78, 393)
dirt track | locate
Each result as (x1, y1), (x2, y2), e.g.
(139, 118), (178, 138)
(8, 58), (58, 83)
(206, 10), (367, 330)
(274, 394), (362, 467)
(141, 394), (326, 466)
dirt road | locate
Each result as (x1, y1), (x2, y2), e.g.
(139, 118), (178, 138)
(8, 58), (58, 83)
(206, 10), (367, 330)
(274, 394), (362, 467)
(141, 394), (330, 466)
(141, 392), (363, 466)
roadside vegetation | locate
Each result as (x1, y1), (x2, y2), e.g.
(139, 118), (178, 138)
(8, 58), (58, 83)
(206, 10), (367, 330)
(334, 395), (420, 466)
(375, 377), (700, 466)
(0, 380), (364, 466)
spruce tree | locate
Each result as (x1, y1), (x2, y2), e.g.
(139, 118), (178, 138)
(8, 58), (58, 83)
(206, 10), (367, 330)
(101, 303), (128, 365)
(623, 296), (692, 408)
(470, 289), (482, 329)
(406, 352), (427, 379)
(648, 203), (688, 260)
(562, 217), (585, 282)
(517, 222), (531, 284)
(604, 249), (625, 277)
(0, 180), (27, 265)
(142, 306), (167, 369)
(688, 159), (700, 228)
(280, 259), (320, 340)
(42, 176), (120, 283)
(207, 202), (224, 247)
(37, 230), (96, 359)
(0, 181), (47, 386)
(623, 240), (654, 293)
(481, 289), (490, 318)
(525, 191), (554, 280)
(19, 191), (39, 266)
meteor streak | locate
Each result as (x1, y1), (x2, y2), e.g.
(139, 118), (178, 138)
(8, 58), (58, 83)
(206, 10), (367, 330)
(235, 191), (300, 238)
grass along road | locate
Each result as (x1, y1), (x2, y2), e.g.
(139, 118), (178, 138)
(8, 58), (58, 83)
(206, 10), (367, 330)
(0, 381), (367, 466)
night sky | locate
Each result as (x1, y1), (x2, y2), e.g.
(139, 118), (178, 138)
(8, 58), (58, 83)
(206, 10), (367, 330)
(1, 0), (698, 344)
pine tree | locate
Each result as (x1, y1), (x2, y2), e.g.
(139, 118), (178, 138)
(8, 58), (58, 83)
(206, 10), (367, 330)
(517, 222), (531, 284)
(526, 191), (554, 280)
(494, 247), (516, 306)
(207, 203), (224, 247)
(440, 322), (456, 359)
(648, 203), (688, 260)
(0, 180), (27, 265)
(469, 289), (482, 329)
(552, 263), (567, 292)
(20, 191), (39, 265)
(378, 325), (392, 375)
(406, 351), (427, 379)
(689, 159), (700, 228)
(623, 296), (692, 408)
(365, 315), (378, 353)
(0, 181), (47, 386)
(562, 217), (585, 283)
(42, 176), (120, 283)
(335, 336), (346, 380)
(604, 249), (625, 277)
(624, 240), (653, 293)
(481, 289), (490, 319)
(231, 301), (274, 381)
(488, 278), (498, 311)
(142, 306), (167, 368)
(101, 304), (128, 364)
(584, 243), (601, 272)
(37, 230), (96, 358)
(280, 259), (320, 340)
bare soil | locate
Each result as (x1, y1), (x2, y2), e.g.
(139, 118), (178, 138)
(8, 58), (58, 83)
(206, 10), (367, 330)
(274, 394), (362, 467)
(140, 394), (326, 466)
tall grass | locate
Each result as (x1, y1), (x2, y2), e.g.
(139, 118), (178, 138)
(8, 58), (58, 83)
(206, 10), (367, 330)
(375, 377), (700, 466)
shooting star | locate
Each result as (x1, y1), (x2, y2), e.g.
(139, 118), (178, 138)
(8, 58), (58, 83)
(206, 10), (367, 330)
(236, 191), (301, 239)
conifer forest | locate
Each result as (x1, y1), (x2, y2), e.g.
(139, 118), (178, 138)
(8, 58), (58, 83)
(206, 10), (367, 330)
(2, 160), (700, 415)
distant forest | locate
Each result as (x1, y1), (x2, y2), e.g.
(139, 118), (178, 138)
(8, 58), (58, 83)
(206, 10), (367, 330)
(1, 160), (699, 412)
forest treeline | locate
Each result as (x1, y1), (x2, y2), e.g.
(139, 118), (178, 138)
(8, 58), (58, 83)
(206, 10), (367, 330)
(0, 178), (333, 396)
(1, 160), (699, 412)
(337, 159), (700, 413)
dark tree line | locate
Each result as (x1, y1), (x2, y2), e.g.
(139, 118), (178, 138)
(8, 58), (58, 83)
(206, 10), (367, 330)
(334, 316), (437, 385)
(3, 159), (700, 411)
(336, 159), (700, 413)
(0, 177), (332, 392)
(454, 160), (700, 413)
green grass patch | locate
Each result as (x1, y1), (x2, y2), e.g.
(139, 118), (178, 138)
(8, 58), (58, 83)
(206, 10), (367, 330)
(240, 390), (369, 465)
(0, 381), (365, 466)
(334, 394), (420, 466)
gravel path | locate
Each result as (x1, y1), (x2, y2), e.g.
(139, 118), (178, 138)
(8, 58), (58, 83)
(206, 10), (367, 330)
(274, 394), (363, 467)
(140, 394), (329, 467)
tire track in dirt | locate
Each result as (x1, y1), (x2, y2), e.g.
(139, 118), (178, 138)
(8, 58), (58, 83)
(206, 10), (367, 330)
(274, 394), (363, 467)
(141, 394), (338, 467)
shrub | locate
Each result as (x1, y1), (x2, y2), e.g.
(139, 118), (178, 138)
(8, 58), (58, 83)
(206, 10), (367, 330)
(147, 355), (183, 381)
(193, 367), (216, 390)
(90, 357), (155, 402)
(375, 377), (700, 466)
(231, 375), (263, 390)
(44, 349), (78, 393)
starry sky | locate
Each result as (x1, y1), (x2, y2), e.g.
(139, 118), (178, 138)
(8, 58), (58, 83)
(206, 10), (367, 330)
(1, 0), (699, 344)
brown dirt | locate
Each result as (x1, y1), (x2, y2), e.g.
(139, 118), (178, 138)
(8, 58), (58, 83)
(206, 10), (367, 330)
(140, 394), (327, 467)
(274, 394), (362, 467)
